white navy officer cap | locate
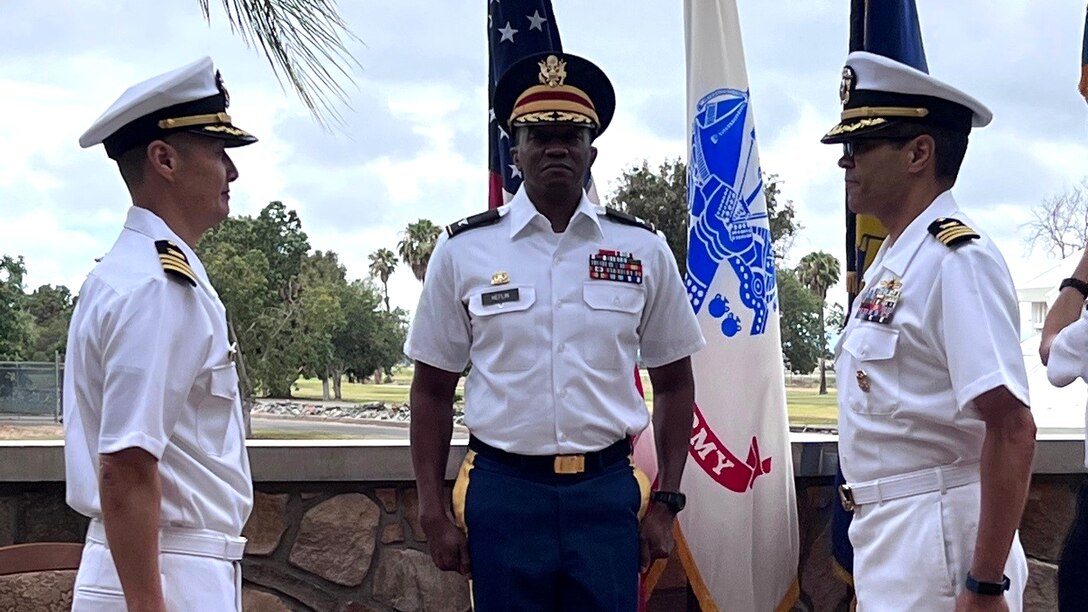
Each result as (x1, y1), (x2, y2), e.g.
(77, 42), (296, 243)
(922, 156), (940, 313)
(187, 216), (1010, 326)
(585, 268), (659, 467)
(79, 57), (257, 160)
(821, 51), (992, 144)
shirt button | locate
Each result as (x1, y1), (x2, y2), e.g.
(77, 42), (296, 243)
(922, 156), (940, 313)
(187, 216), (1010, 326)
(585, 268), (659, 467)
(557, 343), (566, 352)
(559, 389), (568, 398)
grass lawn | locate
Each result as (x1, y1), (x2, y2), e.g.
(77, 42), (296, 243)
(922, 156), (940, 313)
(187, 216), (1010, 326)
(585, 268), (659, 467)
(290, 367), (839, 427)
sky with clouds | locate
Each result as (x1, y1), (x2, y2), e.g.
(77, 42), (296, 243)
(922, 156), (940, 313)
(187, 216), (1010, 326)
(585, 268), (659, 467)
(3, 0), (1088, 314)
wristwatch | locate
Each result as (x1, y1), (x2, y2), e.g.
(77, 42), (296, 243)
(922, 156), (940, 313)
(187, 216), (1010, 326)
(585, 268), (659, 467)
(964, 573), (1010, 596)
(650, 491), (687, 513)
(1060, 277), (1088, 299)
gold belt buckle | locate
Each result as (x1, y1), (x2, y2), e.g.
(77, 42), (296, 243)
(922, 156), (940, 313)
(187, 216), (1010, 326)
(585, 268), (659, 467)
(838, 484), (856, 512)
(554, 454), (585, 474)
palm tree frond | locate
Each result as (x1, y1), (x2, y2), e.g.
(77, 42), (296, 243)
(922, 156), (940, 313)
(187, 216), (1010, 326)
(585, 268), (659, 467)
(200, 0), (361, 129)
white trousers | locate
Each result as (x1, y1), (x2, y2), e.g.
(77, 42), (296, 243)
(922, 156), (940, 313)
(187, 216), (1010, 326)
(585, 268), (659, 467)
(850, 483), (1028, 611)
(71, 540), (241, 611)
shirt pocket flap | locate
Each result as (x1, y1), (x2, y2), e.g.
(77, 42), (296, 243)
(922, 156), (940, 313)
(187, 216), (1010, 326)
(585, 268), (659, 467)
(467, 286), (535, 317)
(582, 283), (645, 314)
(209, 363), (239, 400)
(842, 326), (899, 362)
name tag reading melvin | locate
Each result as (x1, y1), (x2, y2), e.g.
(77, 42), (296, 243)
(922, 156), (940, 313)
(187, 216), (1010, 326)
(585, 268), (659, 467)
(481, 288), (520, 307)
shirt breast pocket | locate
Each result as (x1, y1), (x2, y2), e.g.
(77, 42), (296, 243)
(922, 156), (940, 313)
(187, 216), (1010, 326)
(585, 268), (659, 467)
(196, 362), (240, 457)
(841, 326), (900, 415)
(467, 286), (537, 372)
(582, 283), (646, 370)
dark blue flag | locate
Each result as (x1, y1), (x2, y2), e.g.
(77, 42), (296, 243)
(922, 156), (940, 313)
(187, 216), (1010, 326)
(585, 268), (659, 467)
(487, 0), (562, 208)
(838, 0), (929, 587)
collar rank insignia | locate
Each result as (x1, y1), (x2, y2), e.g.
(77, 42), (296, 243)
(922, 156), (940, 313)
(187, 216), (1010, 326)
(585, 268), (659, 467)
(589, 249), (643, 284)
(155, 240), (196, 287)
(855, 278), (902, 324)
(927, 217), (979, 248)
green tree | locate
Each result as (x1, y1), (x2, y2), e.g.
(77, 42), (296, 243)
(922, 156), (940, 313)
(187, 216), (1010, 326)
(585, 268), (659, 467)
(796, 251), (842, 394)
(609, 161), (801, 276)
(333, 281), (408, 390)
(0, 256), (34, 361)
(398, 219), (441, 282)
(24, 284), (75, 361)
(197, 0), (359, 126)
(777, 269), (822, 375)
(297, 251), (348, 400)
(368, 248), (398, 312)
(609, 158), (689, 275)
(200, 201), (313, 399)
(763, 173), (802, 262)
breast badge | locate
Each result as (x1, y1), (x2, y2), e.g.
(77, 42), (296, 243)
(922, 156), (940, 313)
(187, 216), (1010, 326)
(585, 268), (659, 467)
(855, 370), (871, 393)
(589, 249), (643, 284)
(855, 278), (902, 324)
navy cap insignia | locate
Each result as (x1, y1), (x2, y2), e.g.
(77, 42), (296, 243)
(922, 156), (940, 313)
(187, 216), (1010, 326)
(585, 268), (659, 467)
(215, 70), (230, 107)
(927, 217), (980, 248)
(840, 66), (856, 106)
(155, 240), (197, 287)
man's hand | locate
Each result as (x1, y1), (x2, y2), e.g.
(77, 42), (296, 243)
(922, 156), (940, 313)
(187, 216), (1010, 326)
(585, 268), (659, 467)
(421, 513), (471, 575)
(955, 591), (1009, 612)
(639, 503), (675, 573)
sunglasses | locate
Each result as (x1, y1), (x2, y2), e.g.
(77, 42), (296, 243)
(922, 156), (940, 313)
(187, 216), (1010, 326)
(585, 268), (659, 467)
(841, 136), (917, 159)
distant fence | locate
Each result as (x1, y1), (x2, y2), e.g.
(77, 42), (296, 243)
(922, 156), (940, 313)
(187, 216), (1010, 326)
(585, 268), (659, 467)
(0, 359), (63, 420)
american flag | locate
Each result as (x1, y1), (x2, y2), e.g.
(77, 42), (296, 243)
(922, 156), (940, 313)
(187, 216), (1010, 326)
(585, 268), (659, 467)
(487, 0), (562, 209)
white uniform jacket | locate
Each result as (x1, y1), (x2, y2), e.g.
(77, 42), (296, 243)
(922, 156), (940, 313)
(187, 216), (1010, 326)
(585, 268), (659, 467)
(64, 206), (252, 535)
(834, 191), (1029, 484)
(405, 188), (705, 456)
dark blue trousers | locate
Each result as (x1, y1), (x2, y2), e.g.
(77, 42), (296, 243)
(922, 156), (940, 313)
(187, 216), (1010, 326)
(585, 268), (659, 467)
(1059, 479), (1088, 610)
(458, 452), (643, 612)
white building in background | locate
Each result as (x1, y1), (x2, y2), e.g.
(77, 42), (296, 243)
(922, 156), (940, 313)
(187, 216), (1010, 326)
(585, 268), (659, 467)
(1016, 252), (1087, 431)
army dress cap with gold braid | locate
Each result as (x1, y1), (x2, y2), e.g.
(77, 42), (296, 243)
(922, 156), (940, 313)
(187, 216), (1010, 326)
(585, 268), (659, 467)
(821, 51), (991, 144)
(79, 57), (257, 159)
(492, 51), (616, 138)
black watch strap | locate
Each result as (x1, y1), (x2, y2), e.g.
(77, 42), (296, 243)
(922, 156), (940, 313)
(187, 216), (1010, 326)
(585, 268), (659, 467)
(1060, 277), (1088, 299)
(965, 573), (1010, 596)
(650, 490), (686, 513)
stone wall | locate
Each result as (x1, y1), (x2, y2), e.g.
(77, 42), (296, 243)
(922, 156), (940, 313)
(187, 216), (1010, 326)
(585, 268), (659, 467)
(0, 475), (1076, 611)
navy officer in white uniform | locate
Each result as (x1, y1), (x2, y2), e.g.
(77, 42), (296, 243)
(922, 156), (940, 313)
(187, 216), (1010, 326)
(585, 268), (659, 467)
(406, 52), (705, 611)
(65, 57), (256, 611)
(823, 52), (1034, 611)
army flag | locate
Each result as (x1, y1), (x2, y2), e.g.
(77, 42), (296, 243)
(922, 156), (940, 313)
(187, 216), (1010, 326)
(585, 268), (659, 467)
(677, 0), (799, 609)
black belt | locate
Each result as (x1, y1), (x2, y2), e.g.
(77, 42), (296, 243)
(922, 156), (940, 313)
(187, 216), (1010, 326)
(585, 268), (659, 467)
(468, 436), (631, 475)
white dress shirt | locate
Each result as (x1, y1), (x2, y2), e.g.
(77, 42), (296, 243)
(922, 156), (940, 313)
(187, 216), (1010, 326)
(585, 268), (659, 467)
(405, 188), (705, 455)
(64, 206), (253, 535)
(834, 191), (1029, 483)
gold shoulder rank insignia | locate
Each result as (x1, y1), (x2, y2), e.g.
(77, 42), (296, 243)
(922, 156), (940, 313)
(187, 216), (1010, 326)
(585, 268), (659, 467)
(927, 217), (979, 248)
(155, 240), (197, 286)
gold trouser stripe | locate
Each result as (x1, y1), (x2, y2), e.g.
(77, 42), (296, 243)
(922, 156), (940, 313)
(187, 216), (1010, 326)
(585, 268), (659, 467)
(452, 450), (476, 533)
(158, 112), (231, 129)
(841, 106), (928, 120)
(630, 457), (651, 520)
